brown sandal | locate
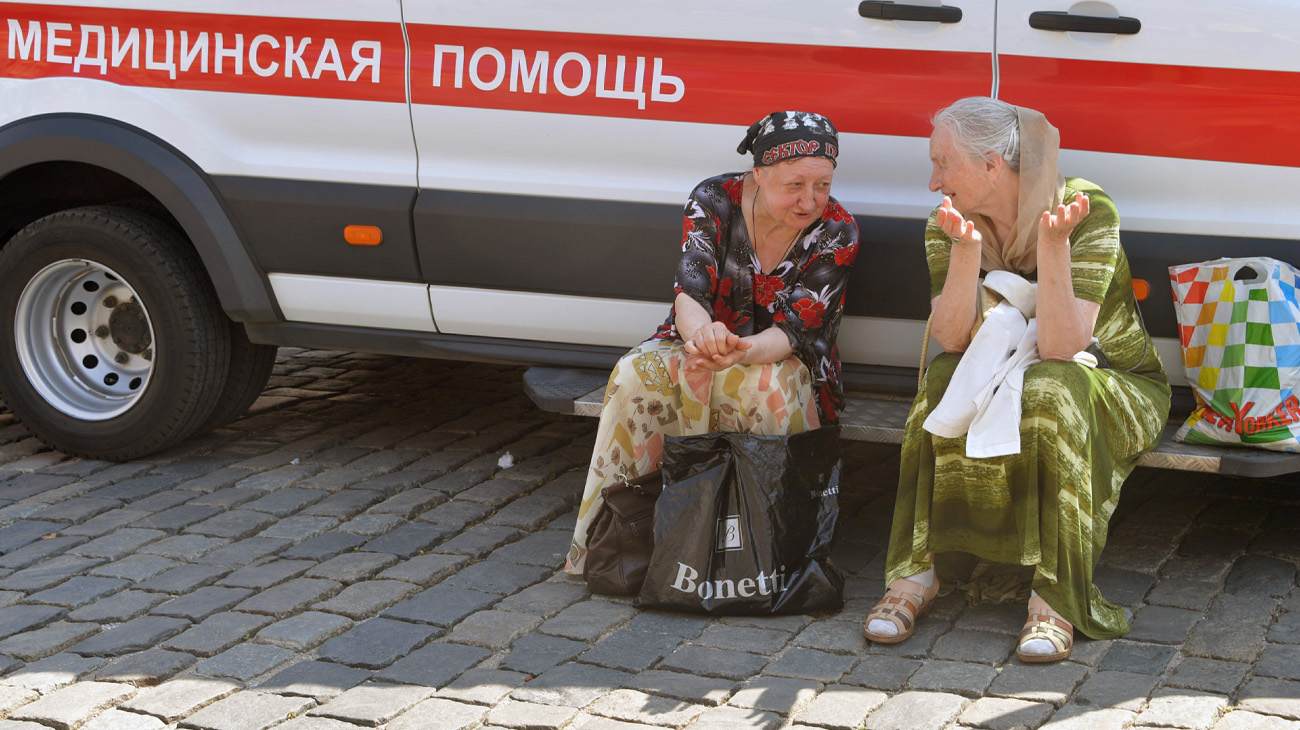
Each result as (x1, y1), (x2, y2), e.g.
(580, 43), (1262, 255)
(1016, 613), (1074, 663)
(863, 578), (939, 644)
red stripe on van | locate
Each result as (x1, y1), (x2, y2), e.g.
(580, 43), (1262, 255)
(1000, 55), (1300, 169)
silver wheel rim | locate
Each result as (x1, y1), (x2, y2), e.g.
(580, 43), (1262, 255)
(14, 259), (156, 421)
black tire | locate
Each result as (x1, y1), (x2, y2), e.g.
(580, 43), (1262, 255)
(198, 318), (277, 431)
(0, 205), (230, 460)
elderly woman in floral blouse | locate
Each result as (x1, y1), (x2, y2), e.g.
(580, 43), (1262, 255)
(566, 110), (860, 580)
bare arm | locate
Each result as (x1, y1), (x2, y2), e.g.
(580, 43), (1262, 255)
(1035, 193), (1101, 360)
(929, 197), (982, 353)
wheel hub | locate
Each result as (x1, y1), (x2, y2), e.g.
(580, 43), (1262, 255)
(109, 301), (151, 354)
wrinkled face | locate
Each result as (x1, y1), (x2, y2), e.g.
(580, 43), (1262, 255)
(754, 156), (835, 229)
(928, 124), (999, 215)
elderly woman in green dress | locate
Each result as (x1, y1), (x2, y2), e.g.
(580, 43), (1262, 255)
(863, 97), (1170, 662)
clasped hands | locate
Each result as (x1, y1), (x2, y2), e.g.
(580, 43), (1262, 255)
(683, 321), (752, 372)
(934, 192), (1091, 248)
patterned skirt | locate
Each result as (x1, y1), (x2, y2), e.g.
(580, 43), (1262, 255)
(886, 353), (1171, 639)
(565, 339), (818, 576)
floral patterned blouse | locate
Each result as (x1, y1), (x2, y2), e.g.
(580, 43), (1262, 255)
(649, 172), (860, 423)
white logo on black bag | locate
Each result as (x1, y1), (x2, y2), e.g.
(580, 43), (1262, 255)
(716, 515), (741, 551)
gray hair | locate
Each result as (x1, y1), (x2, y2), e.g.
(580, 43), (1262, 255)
(933, 97), (1021, 171)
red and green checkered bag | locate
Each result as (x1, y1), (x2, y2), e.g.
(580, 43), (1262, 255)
(1169, 257), (1300, 452)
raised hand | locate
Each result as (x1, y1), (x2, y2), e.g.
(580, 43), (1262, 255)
(1039, 192), (1090, 247)
(935, 196), (982, 249)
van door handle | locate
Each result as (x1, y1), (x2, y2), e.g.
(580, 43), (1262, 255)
(858, 1), (963, 23)
(1028, 10), (1140, 34)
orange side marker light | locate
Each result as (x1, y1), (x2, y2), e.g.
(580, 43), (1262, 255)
(344, 225), (383, 246)
(1132, 278), (1150, 301)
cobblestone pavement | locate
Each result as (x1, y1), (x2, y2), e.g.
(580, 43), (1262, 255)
(0, 348), (1298, 730)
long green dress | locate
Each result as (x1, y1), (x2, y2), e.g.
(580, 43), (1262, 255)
(886, 179), (1171, 640)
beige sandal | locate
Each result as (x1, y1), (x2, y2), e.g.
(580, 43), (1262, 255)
(1017, 613), (1074, 663)
(863, 578), (939, 644)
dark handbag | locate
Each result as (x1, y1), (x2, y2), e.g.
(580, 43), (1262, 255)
(583, 470), (663, 595)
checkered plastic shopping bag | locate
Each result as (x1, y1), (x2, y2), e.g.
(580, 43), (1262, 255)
(1169, 257), (1300, 452)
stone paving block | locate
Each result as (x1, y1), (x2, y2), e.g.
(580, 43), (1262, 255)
(0, 520), (64, 554)
(0, 603), (67, 642)
(499, 632), (587, 675)
(728, 676), (822, 713)
(196, 643), (297, 682)
(1038, 705), (1136, 730)
(0, 555), (104, 591)
(219, 559), (316, 589)
(305, 552), (398, 584)
(134, 503), (225, 532)
(181, 689), (315, 730)
(81, 709), (165, 730)
(1226, 555), (1298, 598)
(1206, 593), (1281, 626)
(490, 530), (572, 568)
(1210, 711), (1300, 730)
(437, 667), (529, 706)
(1145, 579), (1222, 612)
(0, 620), (100, 661)
(243, 488), (328, 517)
(623, 611), (711, 639)
(309, 683), (434, 725)
(687, 704), (784, 730)
(658, 645), (767, 681)
(258, 660), (371, 699)
(0, 685), (39, 716)
(68, 615), (190, 657)
(986, 660), (1090, 707)
(1072, 670), (1159, 712)
(791, 684), (887, 730)
(1257, 644), (1300, 681)
(622, 669), (734, 707)
(366, 488), (448, 518)
(1098, 640), (1178, 675)
(1185, 620), (1267, 662)
(1269, 611), (1300, 644)
(419, 498), (493, 527)
(538, 600), (637, 642)
(1240, 678), (1300, 720)
(761, 647), (854, 683)
(862, 690), (968, 730)
(1166, 657), (1251, 694)
(375, 641), (490, 687)
(28, 496), (121, 524)
(511, 663), (633, 708)
(583, 688), (706, 727)
(59, 509), (151, 538)
(90, 554), (180, 581)
(445, 609), (543, 650)
(486, 699), (578, 728)
(382, 584), (499, 627)
(1126, 605), (1204, 644)
(376, 553), (468, 586)
(930, 629), (1018, 665)
(280, 532), (368, 561)
(1179, 526), (1252, 558)
(137, 534), (229, 561)
(863, 617), (950, 659)
(302, 489), (386, 519)
(444, 559), (553, 596)
(152, 585), (254, 621)
(0, 536), (87, 573)
(259, 515), (340, 541)
(163, 611), (274, 656)
(313, 579), (420, 619)
(841, 655), (922, 692)
(694, 624), (792, 655)
(485, 493), (572, 532)
(435, 524), (525, 558)
(790, 620), (867, 656)
(953, 603), (1029, 635)
(187, 486), (262, 509)
(87, 647), (197, 686)
(0, 653), (105, 692)
(68, 527), (166, 560)
(235, 578), (341, 617)
(339, 513), (405, 536)
(136, 564), (229, 594)
(317, 617), (437, 669)
(8, 680), (135, 730)
(578, 628), (681, 673)
(235, 465), (324, 492)
(905, 660), (999, 697)
(1135, 688), (1228, 730)
(255, 611), (353, 651)
(958, 696), (1055, 730)
(494, 580), (589, 619)
(186, 510), (278, 540)
(386, 697), (486, 730)
(190, 534), (292, 568)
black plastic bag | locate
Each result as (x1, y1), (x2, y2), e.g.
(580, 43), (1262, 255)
(636, 426), (844, 615)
